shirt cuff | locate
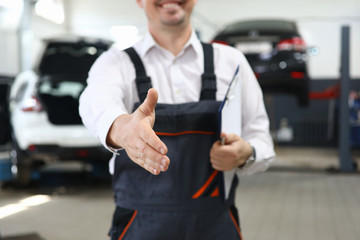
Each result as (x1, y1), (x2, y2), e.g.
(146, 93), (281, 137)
(236, 140), (276, 176)
(107, 146), (123, 155)
(96, 107), (128, 152)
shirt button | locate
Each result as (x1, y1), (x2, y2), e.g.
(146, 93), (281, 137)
(176, 89), (181, 94)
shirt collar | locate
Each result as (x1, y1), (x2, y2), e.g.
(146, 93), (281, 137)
(139, 32), (157, 57)
(138, 29), (203, 58)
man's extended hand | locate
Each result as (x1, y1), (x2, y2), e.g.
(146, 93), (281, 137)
(106, 88), (170, 175)
(210, 133), (252, 171)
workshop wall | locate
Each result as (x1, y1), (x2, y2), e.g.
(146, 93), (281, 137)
(67, 0), (360, 79)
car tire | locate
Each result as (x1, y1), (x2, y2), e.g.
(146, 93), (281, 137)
(10, 140), (32, 187)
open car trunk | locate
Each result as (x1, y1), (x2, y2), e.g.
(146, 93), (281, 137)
(34, 38), (111, 125)
(38, 75), (86, 125)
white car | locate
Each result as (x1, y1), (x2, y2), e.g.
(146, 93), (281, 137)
(9, 36), (112, 185)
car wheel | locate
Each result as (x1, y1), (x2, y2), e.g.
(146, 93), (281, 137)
(10, 142), (32, 187)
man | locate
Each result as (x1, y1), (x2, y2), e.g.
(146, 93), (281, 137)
(79, 0), (275, 239)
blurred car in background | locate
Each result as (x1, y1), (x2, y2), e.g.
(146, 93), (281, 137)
(212, 19), (310, 106)
(9, 36), (112, 185)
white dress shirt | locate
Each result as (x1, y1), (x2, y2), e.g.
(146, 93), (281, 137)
(79, 30), (275, 177)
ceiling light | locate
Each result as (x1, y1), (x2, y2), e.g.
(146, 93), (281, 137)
(35, 0), (65, 24)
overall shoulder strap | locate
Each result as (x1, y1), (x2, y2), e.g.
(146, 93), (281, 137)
(124, 47), (152, 102)
(124, 43), (216, 102)
(200, 42), (217, 100)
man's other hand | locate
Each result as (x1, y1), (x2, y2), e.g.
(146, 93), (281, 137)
(210, 133), (252, 171)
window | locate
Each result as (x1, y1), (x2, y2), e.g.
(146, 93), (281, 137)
(39, 80), (85, 99)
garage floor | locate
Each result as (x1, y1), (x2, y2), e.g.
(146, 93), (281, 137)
(0, 146), (359, 240)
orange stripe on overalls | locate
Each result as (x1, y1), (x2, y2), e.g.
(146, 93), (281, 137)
(229, 209), (243, 240)
(118, 210), (137, 240)
(192, 170), (218, 199)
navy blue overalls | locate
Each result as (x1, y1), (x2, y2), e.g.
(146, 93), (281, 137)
(109, 43), (242, 240)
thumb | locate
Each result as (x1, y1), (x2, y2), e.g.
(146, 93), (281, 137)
(137, 88), (158, 117)
(220, 133), (239, 145)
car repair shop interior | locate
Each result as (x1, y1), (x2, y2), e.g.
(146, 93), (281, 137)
(0, 0), (360, 240)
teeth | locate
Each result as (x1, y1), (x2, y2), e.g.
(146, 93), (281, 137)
(162, 3), (179, 8)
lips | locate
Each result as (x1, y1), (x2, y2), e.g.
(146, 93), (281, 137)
(157, 0), (183, 8)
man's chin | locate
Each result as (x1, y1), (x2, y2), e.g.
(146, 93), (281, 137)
(160, 14), (186, 26)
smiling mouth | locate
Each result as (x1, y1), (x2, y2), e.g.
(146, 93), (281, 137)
(158, 1), (183, 9)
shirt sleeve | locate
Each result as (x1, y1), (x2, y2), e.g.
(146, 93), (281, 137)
(236, 53), (276, 176)
(79, 47), (137, 152)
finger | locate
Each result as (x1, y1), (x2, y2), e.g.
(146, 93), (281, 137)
(210, 140), (232, 158)
(127, 147), (156, 174)
(143, 155), (170, 174)
(210, 143), (238, 166)
(210, 159), (233, 171)
(221, 133), (239, 145)
(127, 140), (170, 175)
(128, 150), (170, 175)
(135, 88), (167, 154)
(137, 88), (158, 117)
(136, 141), (170, 172)
(139, 123), (168, 155)
(211, 153), (239, 171)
